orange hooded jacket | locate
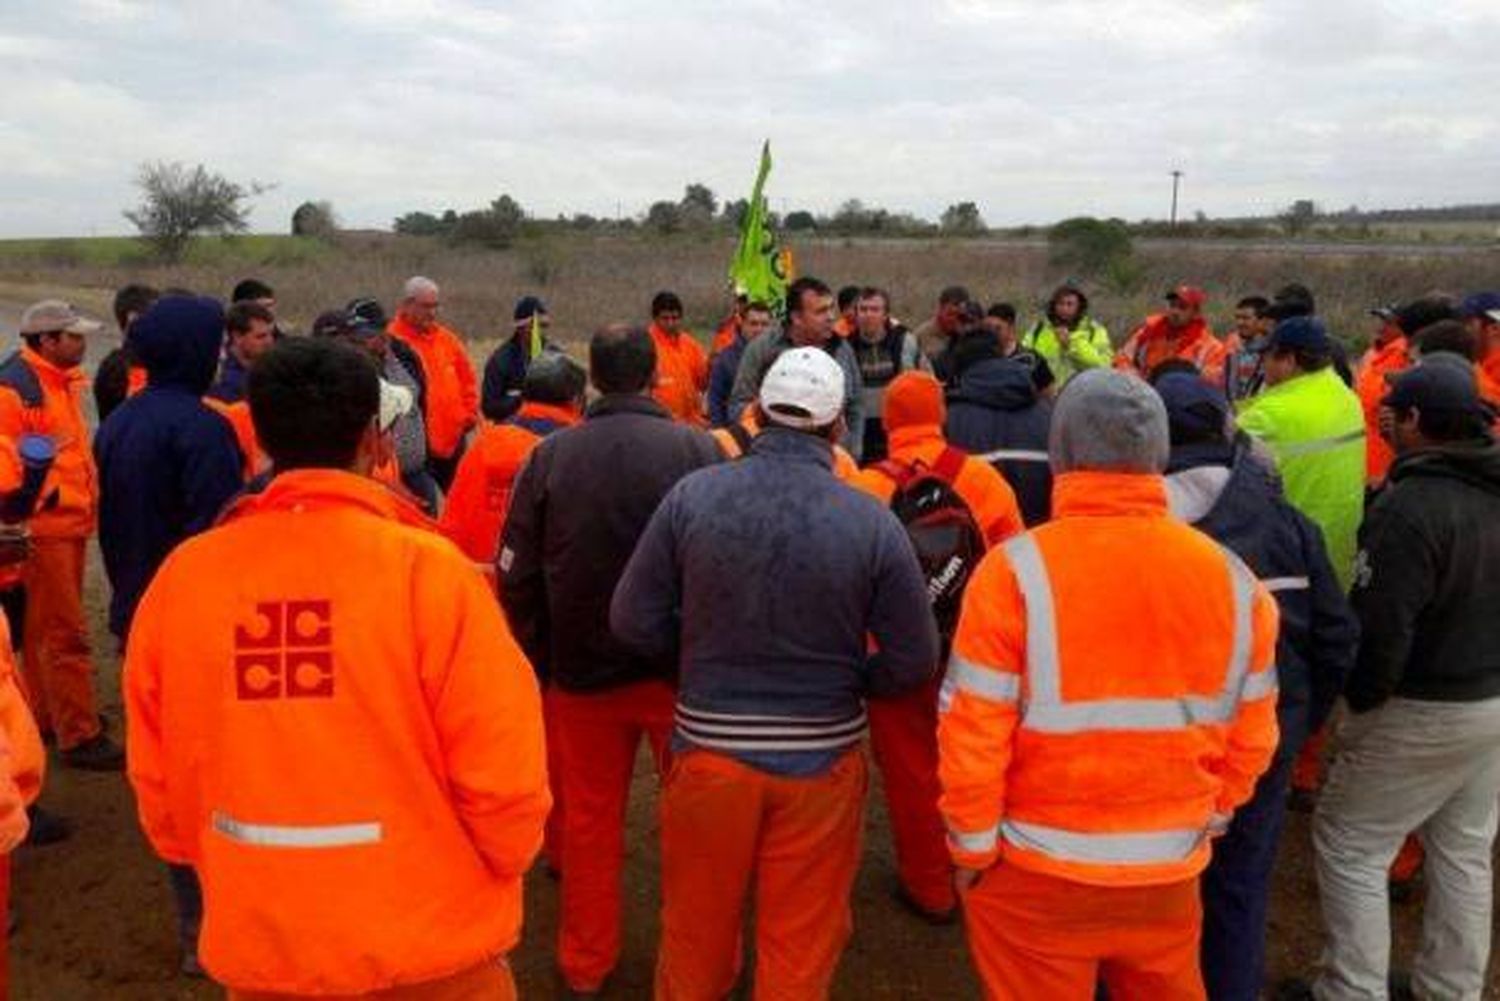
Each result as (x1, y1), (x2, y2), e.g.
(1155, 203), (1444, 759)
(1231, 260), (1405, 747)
(649, 323), (710, 426)
(938, 471), (1278, 888)
(0, 347), (97, 539)
(1356, 334), (1410, 484)
(387, 316), (480, 460)
(1116, 315), (1227, 388)
(440, 402), (579, 563)
(124, 469), (550, 995)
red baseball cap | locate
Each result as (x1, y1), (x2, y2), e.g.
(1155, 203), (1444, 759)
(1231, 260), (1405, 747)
(1166, 285), (1206, 310)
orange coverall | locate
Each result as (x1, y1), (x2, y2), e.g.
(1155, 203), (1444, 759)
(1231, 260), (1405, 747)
(124, 469), (550, 996)
(0, 348), (101, 751)
(939, 471), (1278, 999)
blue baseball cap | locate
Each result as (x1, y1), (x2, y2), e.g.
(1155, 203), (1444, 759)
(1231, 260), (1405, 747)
(1460, 292), (1500, 320)
(1262, 315), (1330, 353)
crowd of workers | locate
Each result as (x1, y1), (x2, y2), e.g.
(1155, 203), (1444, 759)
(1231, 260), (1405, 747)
(0, 268), (1493, 1001)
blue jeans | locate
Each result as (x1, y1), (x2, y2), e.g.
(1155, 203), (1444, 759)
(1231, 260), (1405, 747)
(166, 864), (202, 955)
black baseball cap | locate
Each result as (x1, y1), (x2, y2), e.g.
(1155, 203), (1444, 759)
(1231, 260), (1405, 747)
(1385, 361), (1491, 419)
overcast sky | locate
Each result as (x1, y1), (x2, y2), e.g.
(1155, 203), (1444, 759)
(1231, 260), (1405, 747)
(2, 0), (1496, 238)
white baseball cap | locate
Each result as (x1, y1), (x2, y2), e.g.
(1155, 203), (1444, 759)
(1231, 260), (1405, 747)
(377, 379), (413, 432)
(759, 346), (846, 429)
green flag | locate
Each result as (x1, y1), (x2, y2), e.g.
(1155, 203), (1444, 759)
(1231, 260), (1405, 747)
(728, 141), (791, 313)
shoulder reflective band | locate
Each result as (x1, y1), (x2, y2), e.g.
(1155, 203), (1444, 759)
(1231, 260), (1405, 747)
(1262, 576), (1310, 593)
(940, 653), (1021, 713)
(949, 823), (1000, 855)
(978, 449), (1050, 464)
(1002, 819), (1204, 865)
(1274, 428), (1364, 459)
(213, 812), (382, 849)
(1000, 534), (1061, 704)
(1001, 534), (1272, 733)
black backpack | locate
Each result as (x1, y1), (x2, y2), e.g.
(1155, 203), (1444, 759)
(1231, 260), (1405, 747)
(877, 447), (985, 639)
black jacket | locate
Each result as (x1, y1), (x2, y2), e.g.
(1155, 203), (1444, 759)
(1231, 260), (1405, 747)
(945, 356), (1054, 526)
(1347, 440), (1500, 711)
(1167, 438), (1358, 754)
(499, 393), (722, 691)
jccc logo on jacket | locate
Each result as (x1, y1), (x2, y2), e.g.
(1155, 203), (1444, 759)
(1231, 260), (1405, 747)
(234, 600), (335, 700)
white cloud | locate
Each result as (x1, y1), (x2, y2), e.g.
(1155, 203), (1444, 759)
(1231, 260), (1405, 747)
(0, 0), (1495, 236)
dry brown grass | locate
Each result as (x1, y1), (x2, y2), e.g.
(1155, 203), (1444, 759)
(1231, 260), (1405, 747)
(2, 233), (1496, 360)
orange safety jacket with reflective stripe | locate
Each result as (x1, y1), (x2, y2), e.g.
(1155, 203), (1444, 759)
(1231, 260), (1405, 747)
(1116, 315), (1228, 388)
(710, 411), (859, 480)
(387, 317), (479, 460)
(0, 348), (97, 539)
(439, 402), (579, 563)
(848, 425), (1024, 547)
(1356, 334), (1409, 485)
(938, 471), (1278, 887)
(124, 469), (550, 995)
(650, 323), (710, 426)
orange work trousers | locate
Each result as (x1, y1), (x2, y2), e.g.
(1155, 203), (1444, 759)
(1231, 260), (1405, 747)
(226, 957), (515, 1000)
(963, 862), (1204, 1001)
(541, 687), (566, 874)
(656, 748), (867, 1001)
(21, 537), (98, 750)
(0, 854), (9, 1000)
(548, 679), (674, 992)
(867, 675), (953, 914)
(1292, 724), (1328, 793)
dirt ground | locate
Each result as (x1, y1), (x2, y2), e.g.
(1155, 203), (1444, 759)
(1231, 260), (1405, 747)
(0, 290), (1494, 1000)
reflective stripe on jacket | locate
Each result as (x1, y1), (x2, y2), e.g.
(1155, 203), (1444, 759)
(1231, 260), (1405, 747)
(937, 471), (1279, 886)
(1115, 315), (1228, 388)
(124, 469), (549, 994)
(1238, 367), (1366, 590)
(0, 348), (96, 538)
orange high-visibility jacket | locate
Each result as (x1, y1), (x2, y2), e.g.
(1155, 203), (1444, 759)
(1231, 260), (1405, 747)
(202, 398), (264, 481)
(938, 471), (1278, 888)
(650, 323), (710, 426)
(387, 317), (479, 460)
(124, 469), (550, 995)
(0, 348), (96, 539)
(710, 411), (859, 480)
(1116, 315), (1228, 388)
(1356, 335), (1409, 485)
(0, 614), (43, 852)
(440, 402), (578, 562)
(849, 426), (1024, 547)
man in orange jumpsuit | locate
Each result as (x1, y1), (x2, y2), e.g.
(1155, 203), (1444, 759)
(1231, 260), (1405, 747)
(125, 338), (549, 999)
(648, 291), (710, 426)
(387, 276), (479, 490)
(612, 347), (940, 999)
(0, 301), (121, 770)
(1355, 307), (1410, 488)
(1116, 286), (1228, 387)
(849, 371), (1023, 923)
(939, 369), (1279, 1000)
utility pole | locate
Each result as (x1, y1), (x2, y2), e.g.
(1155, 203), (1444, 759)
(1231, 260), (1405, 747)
(1169, 170), (1183, 226)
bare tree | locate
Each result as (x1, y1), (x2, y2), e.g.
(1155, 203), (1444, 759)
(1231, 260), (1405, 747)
(123, 161), (266, 262)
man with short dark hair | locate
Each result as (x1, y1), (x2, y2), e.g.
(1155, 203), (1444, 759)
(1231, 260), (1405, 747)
(728, 276), (866, 459)
(648, 290), (710, 426)
(208, 302), (275, 404)
(1356, 306), (1411, 487)
(500, 325), (720, 996)
(613, 347), (938, 998)
(849, 286), (928, 462)
(1, 301), (120, 771)
(482, 295), (554, 423)
(1225, 295), (1273, 404)
(94, 283), (159, 422)
(914, 285), (972, 366)
(1460, 292), (1500, 401)
(126, 337), (549, 998)
(1294, 361), (1500, 1001)
(707, 301), (772, 428)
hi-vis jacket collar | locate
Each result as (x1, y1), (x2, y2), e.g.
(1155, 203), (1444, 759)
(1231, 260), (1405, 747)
(1050, 471), (1169, 520)
(219, 468), (436, 532)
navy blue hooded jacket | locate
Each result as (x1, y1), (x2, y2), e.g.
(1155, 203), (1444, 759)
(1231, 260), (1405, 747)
(945, 356), (1054, 526)
(1166, 436), (1358, 758)
(95, 295), (245, 638)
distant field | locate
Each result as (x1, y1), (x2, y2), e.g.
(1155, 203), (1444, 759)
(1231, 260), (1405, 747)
(1, 231), (1496, 357)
